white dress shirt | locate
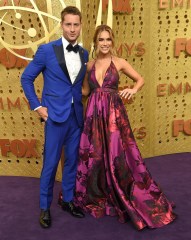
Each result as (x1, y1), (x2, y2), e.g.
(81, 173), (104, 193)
(62, 36), (81, 84)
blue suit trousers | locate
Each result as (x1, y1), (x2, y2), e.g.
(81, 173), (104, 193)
(40, 105), (82, 210)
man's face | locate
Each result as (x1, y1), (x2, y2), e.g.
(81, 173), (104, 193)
(61, 14), (81, 44)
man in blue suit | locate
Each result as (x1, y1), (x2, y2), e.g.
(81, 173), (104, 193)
(21, 6), (88, 228)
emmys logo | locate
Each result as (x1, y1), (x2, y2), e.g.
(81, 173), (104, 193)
(0, 0), (133, 63)
(0, 0), (70, 61)
(159, 0), (191, 9)
(157, 82), (191, 96)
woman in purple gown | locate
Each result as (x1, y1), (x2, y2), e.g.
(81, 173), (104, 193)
(74, 25), (176, 230)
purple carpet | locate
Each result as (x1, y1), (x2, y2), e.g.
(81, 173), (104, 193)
(0, 152), (191, 240)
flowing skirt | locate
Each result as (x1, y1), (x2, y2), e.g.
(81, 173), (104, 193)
(75, 89), (176, 230)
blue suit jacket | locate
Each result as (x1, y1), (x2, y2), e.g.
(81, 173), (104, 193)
(21, 38), (88, 126)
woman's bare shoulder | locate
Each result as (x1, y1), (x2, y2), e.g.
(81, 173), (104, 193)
(112, 56), (127, 70)
(113, 56), (127, 64)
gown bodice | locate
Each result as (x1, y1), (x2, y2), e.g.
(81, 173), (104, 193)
(88, 60), (119, 92)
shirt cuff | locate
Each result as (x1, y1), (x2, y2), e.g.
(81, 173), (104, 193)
(34, 106), (42, 111)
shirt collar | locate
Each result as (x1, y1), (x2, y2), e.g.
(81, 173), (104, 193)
(62, 36), (78, 50)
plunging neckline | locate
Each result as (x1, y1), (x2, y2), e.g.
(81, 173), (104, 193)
(93, 60), (112, 88)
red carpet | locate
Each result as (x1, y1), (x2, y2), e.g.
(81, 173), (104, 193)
(0, 152), (190, 240)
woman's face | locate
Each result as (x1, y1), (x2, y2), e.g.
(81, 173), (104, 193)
(96, 30), (112, 55)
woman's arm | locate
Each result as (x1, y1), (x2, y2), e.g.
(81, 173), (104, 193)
(82, 71), (90, 96)
(82, 61), (94, 96)
(117, 58), (144, 99)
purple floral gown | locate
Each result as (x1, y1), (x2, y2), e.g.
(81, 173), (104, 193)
(74, 60), (176, 230)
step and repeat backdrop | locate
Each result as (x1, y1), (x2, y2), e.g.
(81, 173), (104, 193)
(0, 0), (190, 179)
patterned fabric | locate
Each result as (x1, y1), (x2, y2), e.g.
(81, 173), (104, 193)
(74, 60), (176, 230)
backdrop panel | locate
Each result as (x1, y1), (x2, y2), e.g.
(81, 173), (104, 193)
(0, 0), (190, 179)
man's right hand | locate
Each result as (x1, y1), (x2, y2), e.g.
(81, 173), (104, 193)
(36, 107), (48, 121)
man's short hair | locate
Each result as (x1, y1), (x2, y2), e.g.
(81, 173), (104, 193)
(61, 6), (82, 22)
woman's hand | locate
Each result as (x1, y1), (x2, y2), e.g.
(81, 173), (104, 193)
(119, 88), (137, 99)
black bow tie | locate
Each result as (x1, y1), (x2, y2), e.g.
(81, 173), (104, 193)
(66, 43), (79, 53)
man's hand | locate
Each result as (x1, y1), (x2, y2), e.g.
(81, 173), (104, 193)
(36, 107), (48, 121)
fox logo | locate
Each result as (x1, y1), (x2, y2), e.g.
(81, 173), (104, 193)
(103, 0), (132, 13)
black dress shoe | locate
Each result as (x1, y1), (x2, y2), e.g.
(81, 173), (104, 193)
(39, 209), (51, 228)
(58, 200), (85, 218)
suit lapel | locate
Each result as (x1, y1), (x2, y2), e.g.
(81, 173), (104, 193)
(53, 43), (71, 83)
(73, 47), (85, 85)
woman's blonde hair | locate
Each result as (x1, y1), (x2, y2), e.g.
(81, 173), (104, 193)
(92, 24), (116, 58)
